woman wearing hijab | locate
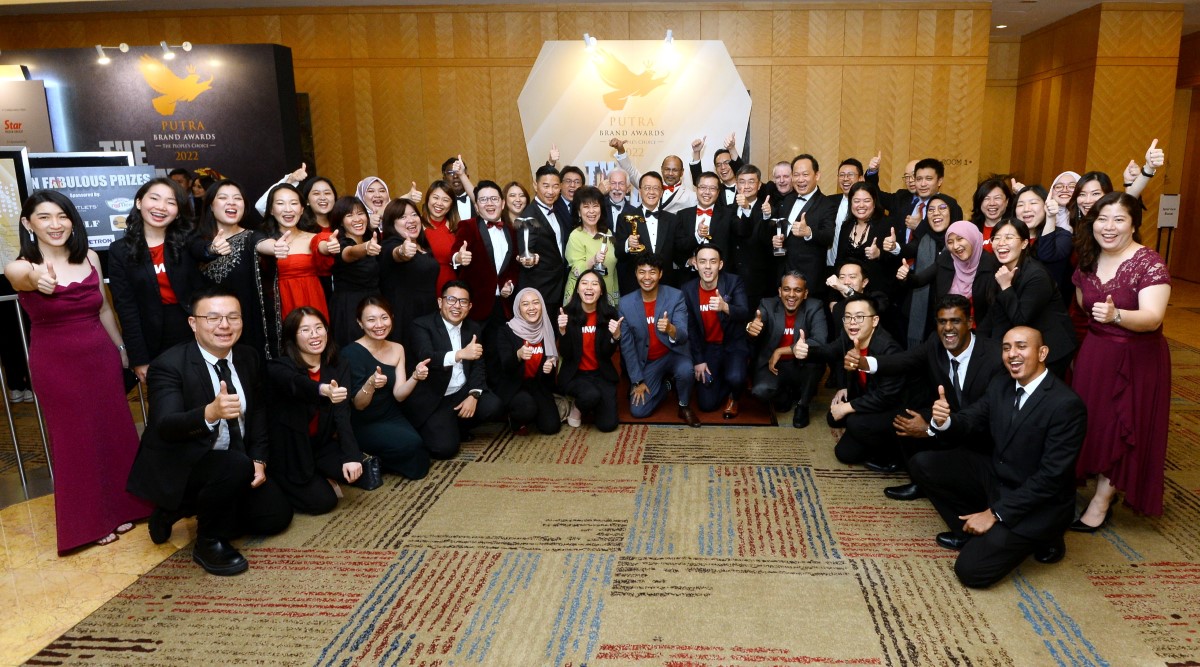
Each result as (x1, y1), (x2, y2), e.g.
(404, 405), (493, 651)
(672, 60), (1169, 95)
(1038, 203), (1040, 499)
(899, 219), (998, 327)
(487, 287), (561, 435)
(895, 192), (952, 347)
(355, 176), (390, 229)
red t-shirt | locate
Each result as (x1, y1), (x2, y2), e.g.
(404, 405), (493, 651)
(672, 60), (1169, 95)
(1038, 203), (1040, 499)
(523, 340), (545, 379)
(698, 285), (724, 344)
(307, 368), (321, 437)
(644, 300), (669, 361)
(579, 311), (599, 372)
(777, 312), (797, 359)
(981, 224), (995, 254)
(148, 244), (178, 305)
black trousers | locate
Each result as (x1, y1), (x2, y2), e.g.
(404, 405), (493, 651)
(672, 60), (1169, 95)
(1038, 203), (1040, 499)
(908, 447), (1052, 588)
(562, 371), (619, 433)
(750, 359), (821, 410)
(417, 387), (503, 459)
(828, 408), (902, 465)
(694, 345), (748, 412)
(273, 441), (349, 515)
(180, 449), (293, 540)
(508, 380), (562, 435)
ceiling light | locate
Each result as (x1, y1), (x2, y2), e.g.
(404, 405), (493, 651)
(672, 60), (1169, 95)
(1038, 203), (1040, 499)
(995, 24), (1008, 29)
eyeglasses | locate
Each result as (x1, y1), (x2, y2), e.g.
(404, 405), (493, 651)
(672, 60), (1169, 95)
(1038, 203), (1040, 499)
(696, 185), (719, 192)
(298, 325), (327, 335)
(992, 234), (1022, 243)
(842, 314), (870, 324)
(715, 160), (732, 168)
(477, 196), (501, 204)
(1052, 184), (1075, 193)
(198, 314), (242, 325)
(443, 296), (471, 306)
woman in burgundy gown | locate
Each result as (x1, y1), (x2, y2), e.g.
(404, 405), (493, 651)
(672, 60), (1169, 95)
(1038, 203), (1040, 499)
(4, 191), (151, 553)
(1071, 191), (1171, 527)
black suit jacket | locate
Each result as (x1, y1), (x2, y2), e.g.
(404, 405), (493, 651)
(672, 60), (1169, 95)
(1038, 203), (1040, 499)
(404, 313), (488, 427)
(127, 342), (267, 509)
(266, 357), (361, 485)
(673, 206), (733, 280)
(614, 207), (681, 293)
(601, 198), (638, 233)
(515, 202), (568, 310)
(811, 326), (905, 414)
(681, 272), (751, 361)
(749, 296), (828, 375)
(107, 236), (204, 367)
(778, 188), (836, 289)
(886, 192), (964, 247)
(726, 201), (775, 303)
(943, 372), (1087, 540)
(487, 326), (558, 403)
(979, 258), (1076, 364)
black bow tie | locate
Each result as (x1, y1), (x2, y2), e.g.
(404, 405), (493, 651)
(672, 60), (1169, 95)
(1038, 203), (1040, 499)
(644, 209), (656, 219)
(457, 194), (469, 203)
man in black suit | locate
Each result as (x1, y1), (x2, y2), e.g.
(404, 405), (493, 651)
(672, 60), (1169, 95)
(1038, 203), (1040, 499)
(777, 154), (836, 300)
(600, 167), (638, 232)
(886, 157), (964, 246)
(682, 245), (751, 418)
(442, 155), (477, 221)
(614, 171), (680, 293)
(674, 171), (733, 282)
(127, 287), (293, 576)
(688, 136), (740, 211)
(796, 294), (905, 466)
(516, 165), (568, 314)
(406, 281), (503, 459)
(849, 294), (1005, 500)
(826, 158), (868, 272)
(727, 164), (774, 303)
(747, 271), (828, 428)
(912, 325), (1087, 588)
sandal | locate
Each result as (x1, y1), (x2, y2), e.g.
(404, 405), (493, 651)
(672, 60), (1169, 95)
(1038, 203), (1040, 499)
(96, 533), (119, 546)
(115, 522), (135, 535)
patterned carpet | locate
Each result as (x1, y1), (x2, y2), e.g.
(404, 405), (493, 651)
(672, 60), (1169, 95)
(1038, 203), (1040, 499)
(20, 341), (1200, 666)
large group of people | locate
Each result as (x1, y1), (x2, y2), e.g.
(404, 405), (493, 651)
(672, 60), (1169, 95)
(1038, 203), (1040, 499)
(3, 132), (1173, 589)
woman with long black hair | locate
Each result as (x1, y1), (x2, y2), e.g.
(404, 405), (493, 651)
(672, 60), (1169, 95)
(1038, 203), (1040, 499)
(556, 269), (621, 432)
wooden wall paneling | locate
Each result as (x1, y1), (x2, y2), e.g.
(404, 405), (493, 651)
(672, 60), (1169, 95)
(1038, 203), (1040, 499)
(1095, 7), (1183, 59)
(709, 9), (775, 58)
(766, 65), (843, 172)
(418, 67), (496, 185)
(350, 67), (380, 187)
(281, 13), (352, 61)
(1178, 31), (1200, 87)
(416, 12), (492, 59)
(878, 66), (916, 189)
(360, 12), (422, 60)
(627, 11), (701, 41)
(1165, 88), (1190, 200)
(771, 9), (845, 57)
(487, 67), (535, 185)
(365, 66), (426, 191)
(1169, 91), (1200, 280)
(486, 10), (557, 60)
(838, 65), (885, 167)
(555, 11), (630, 42)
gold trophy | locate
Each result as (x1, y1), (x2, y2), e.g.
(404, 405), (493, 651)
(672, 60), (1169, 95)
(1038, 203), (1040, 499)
(625, 214), (646, 253)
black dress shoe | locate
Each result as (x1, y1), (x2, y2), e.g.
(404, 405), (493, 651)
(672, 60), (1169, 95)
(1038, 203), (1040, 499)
(1068, 508), (1112, 533)
(1034, 538), (1066, 564)
(678, 405), (701, 428)
(936, 531), (970, 551)
(884, 483), (926, 501)
(192, 537), (248, 576)
(148, 507), (178, 545)
(792, 404), (810, 429)
(865, 460), (903, 474)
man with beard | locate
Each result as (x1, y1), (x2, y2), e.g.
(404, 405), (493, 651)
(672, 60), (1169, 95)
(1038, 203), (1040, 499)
(794, 294), (904, 466)
(912, 326), (1086, 588)
(682, 245), (751, 418)
(747, 272), (827, 428)
(847, 294), (1004, 500)
(441, 155), (476, 221)
(610, 137), (697, 213)
(601, 167), (638, 232)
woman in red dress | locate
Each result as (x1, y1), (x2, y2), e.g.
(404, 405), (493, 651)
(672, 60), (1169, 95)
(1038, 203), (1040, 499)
(421, 180), (480, 293)
(1071, 191), (1172, 528)
(264, 183), (329, 326)
(4, 191), (151, 552)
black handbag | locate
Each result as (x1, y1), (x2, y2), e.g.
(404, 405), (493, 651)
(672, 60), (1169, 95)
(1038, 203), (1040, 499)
(355, 454), (383, 491)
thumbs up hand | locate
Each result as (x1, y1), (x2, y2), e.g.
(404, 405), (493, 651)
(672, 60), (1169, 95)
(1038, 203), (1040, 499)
(931, 385), (951, 426)
(708, 289), (728, 314)
(456, 240), (472, 266)
(1092, 294), (1119, 324)
(207, 380), (242, 421)
(517, 341), (534, 360)
(1144, 138), (1164, 171)
(882, 227), (897, 253)
(896, 263), (911, 281)
(691, 136), (706, 161)
(844, 346), (864, 371)
(792, 212), (811, 238)
(210, 227), (232, 256)
(370, 365), (387, 389)
(864, 240), (880, 260)
(746, 309), (764, 337)
(400, 237), (419, 259)
(867, 151), (881, 172)
(609, 316), (624, 339)
(406, 181), (423, 204)
(288, 162), (308, 185)
(994, 265), (1015, 290)
(412, 358), (431, 381)
(1123, 160), (1140, 185)
(324, 378), (348, 404)
(36, 262), (58, 294)
(656, 310), (673, 335)
(792, 329), (809, 360)
(364, 233), (382, 257)
(324, 229), (342, 256)
(458, 334), (483, 361)
(761, 198), (772, 218)
(557, 307), (568, 332)
(273, 230), (292, 259)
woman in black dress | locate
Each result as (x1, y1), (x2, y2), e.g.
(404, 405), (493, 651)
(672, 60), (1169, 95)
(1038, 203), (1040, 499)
(378, 197), (440, 346)
(327, 196), (381, 346)
(267, 307), (364, 514)
(489, 287), (561, 435)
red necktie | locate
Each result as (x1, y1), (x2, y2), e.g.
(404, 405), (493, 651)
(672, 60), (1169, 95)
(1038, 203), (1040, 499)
(697, 208), (713, 216)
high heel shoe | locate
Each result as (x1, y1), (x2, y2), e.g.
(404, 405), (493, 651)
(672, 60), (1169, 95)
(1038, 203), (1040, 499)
(1069, 508), (1112, 533)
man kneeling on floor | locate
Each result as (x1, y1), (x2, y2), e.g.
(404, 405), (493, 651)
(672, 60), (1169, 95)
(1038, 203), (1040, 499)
(911, 326), (1086, 588)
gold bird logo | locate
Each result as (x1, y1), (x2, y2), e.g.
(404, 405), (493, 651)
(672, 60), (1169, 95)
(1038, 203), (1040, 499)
(590, 47), (669, 111)
(137, 55), (214, 116)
